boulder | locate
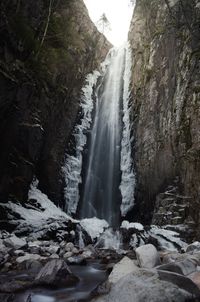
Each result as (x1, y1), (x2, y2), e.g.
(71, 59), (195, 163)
(45, 245), (60, 255)
(108, 257), (139, 284)
(91, 270), (192, 302)
(188, 271), (200, 289)
(3, 235), (26, 250)
(49, 254), (59, 259)
(26, 260), (43, 274)
(0, 294), (15, 302)
(63, 251), (73, 259)
(136, 244), (161, 268)
(35, 259), (79, 288)
(66, 256), (87, 265)
(82, 250), (93, 259)
(156, 259), (197, 276)
(16, 253), (46, 264)
(65, 242), (74, 252)
(158, 270), (200, 297)
(186, 242), (200, 253)
(13, 250), (25, 257)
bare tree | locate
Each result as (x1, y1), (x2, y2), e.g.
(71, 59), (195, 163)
(96, 13), (111, 34)
(36, 0), (53, 57)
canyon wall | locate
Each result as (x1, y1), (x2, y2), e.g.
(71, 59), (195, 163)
(0, 0), (111, 207)
(129, 0), (200, 231)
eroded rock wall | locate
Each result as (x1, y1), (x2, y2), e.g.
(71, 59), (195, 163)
(128, 0), (200, 229)
(0, 0), (111, 206)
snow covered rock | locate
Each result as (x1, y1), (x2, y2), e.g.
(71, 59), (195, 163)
(149, 226), (187, 251)
(16, 253), (46, 264)
(80, 218), (109, 240)
(35, 259), (79, 287)
(136, 244), (161, 268)
(121, 221), (144, 231)
(65, 242), (74, 252)
(3, 235), (26, 250)
(108, 256), (139, 284)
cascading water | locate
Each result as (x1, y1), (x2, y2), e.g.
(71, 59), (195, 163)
(63, 42), (135, 227)
(79, 46), (125, 226)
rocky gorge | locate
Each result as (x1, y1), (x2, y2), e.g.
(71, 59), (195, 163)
(129, 0), (200, 235)
(0, 0), (200, 301)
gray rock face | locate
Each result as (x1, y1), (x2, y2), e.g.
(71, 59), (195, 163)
(0, 0), (111, 208)
(136, 244), (161, 268)
(92, 270), (192, 302)
(128, 0), (200, 233)
(35, 259), (79, 288)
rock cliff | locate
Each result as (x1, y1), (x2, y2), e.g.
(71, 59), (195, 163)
(128, 0), (200, 233)
(0, 0), (111, 207)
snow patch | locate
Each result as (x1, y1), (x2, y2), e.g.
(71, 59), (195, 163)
(150, 226), (187, 251)
(80, 217), (109, 240)
(1, 180), (74, 228)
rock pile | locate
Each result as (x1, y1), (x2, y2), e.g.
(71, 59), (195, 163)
(92, 243), (200, 302)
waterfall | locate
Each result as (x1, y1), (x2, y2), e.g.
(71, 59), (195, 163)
(79, 46), (125, 226)
(63, 43), (135, 226)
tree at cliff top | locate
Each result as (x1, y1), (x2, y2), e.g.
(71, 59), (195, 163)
(96, 13), (111, 35)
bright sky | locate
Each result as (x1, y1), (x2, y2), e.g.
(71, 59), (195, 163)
(83, 0), (135, 46)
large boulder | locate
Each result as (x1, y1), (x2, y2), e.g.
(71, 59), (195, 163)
(91, 270), (192, 302)
(156, 259), (197, 276)
(186, 242), (200, 253)
(158, 270), (200, 297)
(16, 253), (46, 264)
(3, 235), (26, 250)
(108, 257), (139, 284)
(34, 259), (79, 288)
(136, 244), (161, 268)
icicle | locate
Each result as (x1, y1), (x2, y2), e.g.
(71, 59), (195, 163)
(63, 51), (112, 216)
(62, 71), (100, 215)
(120, 42), (136, 216)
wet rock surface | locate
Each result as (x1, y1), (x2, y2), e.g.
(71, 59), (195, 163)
(34, 259), (79, 288)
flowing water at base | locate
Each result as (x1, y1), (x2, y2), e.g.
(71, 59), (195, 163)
(14, 262), (108, 302)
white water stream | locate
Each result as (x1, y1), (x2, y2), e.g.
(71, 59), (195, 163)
(64, 43), (135, 226)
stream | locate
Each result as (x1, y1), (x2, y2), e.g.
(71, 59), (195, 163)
(2, 261), (108, 302)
